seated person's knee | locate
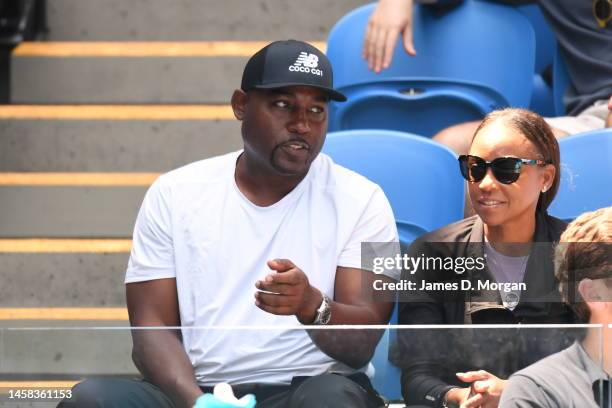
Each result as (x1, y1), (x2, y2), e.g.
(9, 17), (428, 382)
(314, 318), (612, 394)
(288, 374), (372, 408)
(63, 378), (148, 407)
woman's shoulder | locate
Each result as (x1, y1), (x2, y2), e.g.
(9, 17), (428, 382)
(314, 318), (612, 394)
(415, 215), (480, 244)
(536, 211), (568, 241)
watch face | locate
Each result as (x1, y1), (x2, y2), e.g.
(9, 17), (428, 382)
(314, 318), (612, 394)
(320, 306), (331, 325)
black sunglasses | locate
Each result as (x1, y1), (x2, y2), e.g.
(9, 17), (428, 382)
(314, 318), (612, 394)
(593, 0), (612, 28)
(458, 155), (548, 185)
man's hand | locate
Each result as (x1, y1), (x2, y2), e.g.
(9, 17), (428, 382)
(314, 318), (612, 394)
(606, 95), (612, 127)
(255, 259), (323, 324)
(363, 0), (416, 73)
(445, 370), (507, 408)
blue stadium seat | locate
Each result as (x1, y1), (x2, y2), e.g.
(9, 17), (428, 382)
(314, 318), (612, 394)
(327, 1), (536, 137)
(323, 130), (465, 400)
(530, 74), (556, 117)
(517, 4), (555, 76)
(518, 4), (557, 117)
(322, 130), (465, 242)
(552, 46), (571, 116)
(548, 129), (612, 221)
(369, 326), (402, 400)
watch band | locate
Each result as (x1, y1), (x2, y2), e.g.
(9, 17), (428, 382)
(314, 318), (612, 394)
(312, 294), (332, 325)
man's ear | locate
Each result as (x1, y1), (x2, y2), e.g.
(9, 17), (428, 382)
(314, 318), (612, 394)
(578, 278), (605, 319)
(231, 89), (248, 121)
(578, 279), (599, 301)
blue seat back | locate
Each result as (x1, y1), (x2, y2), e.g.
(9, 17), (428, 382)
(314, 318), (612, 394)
(327, 1), (535, 135)
(323, 130), (465, 400)
(369, 327), (402, 400)
(322, 130), (465, 242)
(553, 46), (571, 116)
(517, 4), (556, 75)
(548, 130), (612, 220)
(327, 1), (535, 104)
(329, 80), (504, 137)
(518, 4), (557, 117)
(529, 74), (556, 117)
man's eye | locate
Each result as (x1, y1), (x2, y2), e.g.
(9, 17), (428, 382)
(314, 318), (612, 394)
(309, 106), (325, 114)
(274, 100), (289, 108)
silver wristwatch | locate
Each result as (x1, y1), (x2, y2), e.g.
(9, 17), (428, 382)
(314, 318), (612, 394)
(312, 294), (332, 325)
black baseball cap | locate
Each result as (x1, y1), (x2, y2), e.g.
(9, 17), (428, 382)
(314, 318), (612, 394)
(241, 39), (347, 102)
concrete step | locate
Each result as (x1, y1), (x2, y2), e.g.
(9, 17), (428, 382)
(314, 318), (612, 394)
(12, 53), (247, 104)
(1, 323), (136, 375)
(0, 186), (147, 237)
(0, 114), (241, 172)
(0, 251), (129, 306)
(45, 0), (362, 41)
(11, 41), (326, 103)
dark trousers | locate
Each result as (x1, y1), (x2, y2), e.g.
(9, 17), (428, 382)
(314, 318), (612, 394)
(57, 373), (385, 408)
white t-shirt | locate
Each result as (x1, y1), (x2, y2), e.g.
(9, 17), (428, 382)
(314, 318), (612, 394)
(125, 151), (398, 385)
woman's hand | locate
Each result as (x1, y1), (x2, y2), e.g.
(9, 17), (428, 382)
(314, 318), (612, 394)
(445, 370), (507, 408)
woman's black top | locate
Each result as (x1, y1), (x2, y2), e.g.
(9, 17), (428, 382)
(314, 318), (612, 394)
(393, 211), (575, 407)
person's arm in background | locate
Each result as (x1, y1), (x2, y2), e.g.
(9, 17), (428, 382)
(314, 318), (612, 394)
(128, 279), (203, 408)
(363, 0), (416, 73)
(363, 0), (534, 72)
(606, 95), (612, 127)
(498, 375), (555, 408)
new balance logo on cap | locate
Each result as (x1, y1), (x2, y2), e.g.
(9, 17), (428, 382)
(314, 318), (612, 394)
(289, 52), (323, 76)
(295, 52), (319, 68)
(241, 40), (347, 102)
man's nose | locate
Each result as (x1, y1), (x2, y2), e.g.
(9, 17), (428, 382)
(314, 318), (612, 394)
(287, 108), (310, 134)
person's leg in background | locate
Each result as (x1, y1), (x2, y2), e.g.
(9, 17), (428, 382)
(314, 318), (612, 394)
(432, 100), (610, 157)
(543, 99), (609, 137)
(57, 378), (175, 408)
(432, 120), (480, 156)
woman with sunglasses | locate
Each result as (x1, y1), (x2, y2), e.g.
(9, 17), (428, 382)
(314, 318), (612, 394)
(394, 108), (575, 408)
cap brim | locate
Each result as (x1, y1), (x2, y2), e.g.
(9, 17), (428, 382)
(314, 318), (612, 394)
(252, 82), (347, 102)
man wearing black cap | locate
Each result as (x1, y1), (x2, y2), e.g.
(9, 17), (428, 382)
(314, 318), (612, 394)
(62, 40), (398, 408)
